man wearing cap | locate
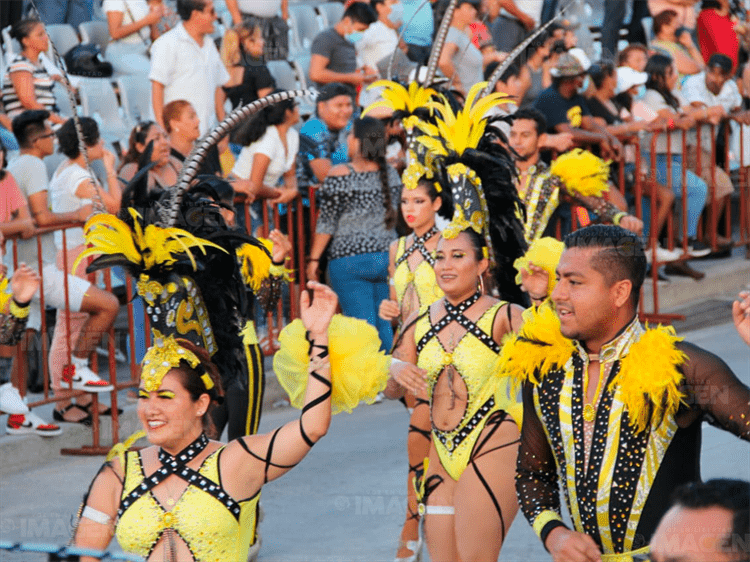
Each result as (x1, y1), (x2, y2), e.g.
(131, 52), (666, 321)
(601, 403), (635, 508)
(533, 52), (623, 161)
(683, 53), (750, 249)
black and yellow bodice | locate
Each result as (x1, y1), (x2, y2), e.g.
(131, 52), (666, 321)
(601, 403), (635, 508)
(393, 230), (443, 321)
(116, 446), (259, 561)
(415, 296), (519, 481)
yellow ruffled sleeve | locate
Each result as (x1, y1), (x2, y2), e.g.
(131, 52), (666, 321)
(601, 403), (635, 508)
(273, 315), (391, 414)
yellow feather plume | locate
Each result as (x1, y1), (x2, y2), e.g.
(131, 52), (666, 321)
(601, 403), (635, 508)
(496, 302), (575, 390)
(513, 237), (565, 296)
(73, 209), (226, 273)
(550, 149), (611, 198)
(236, 239), (272, 291)
(610, 325), (687, 434)
(362, 80), (439, 116)
(422, 82), (513, 156)
(106, 430), (146, 467)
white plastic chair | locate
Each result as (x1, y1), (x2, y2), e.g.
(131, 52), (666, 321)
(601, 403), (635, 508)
(78, 77), (130, 144)
(52, 81), (75, 117)
(45, 24), (80, 57)
(116, 74), (152, 126)
(288, 4), (324, 55)
(79, 21), (110, 55)
(267, 60), (301, 91)
(317, 3), (344, 28)
(641, 17), (653, 47)
(2, 26), (19, 57)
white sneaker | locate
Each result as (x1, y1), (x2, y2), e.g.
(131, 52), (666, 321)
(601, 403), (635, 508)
(0, 382), (30, 415)
(6, 412), (62, 437)
(646, 244), (683, 264)
(63, 357), (114, 393)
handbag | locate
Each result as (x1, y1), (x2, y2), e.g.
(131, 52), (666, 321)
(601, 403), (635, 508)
(64, 44), (114, 77)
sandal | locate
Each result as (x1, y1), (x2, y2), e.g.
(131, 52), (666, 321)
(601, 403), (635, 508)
(81, 403), (123, 416)
(53, 404), (92, 426)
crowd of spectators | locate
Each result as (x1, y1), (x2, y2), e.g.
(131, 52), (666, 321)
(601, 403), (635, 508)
(1, 0), (750, 435)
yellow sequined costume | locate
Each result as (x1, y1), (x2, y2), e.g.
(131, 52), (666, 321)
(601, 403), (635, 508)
(415, 301), (520, 481)
(393, 234), (444, 322)
(116, 448), (259, 561)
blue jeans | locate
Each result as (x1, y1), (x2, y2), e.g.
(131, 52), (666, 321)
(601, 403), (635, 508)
(328, 252), (393, 352)
(642, 153), (707, 238)
(29, 0), (93, 27)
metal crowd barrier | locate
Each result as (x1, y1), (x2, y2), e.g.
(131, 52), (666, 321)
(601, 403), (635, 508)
(2, 115), (747, 455)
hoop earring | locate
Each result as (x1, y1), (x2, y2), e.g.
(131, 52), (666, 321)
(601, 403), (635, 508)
(478, 275), (485, 295)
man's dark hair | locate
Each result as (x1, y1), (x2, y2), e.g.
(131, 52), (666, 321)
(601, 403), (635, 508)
(564, 225), (646, 308)
(708, 53), (733, 75)
(12, 109), (51, 148)
(511, 108), (547, 136)
(670, 479), (750, 557)
(484, 61), (520, 83)
(343, 2), (377, 25)
(316, 82), (353, 106)
(177, 0), (207, 21)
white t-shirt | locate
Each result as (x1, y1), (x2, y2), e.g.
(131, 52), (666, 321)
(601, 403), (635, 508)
(642, 89), (697, 154)
(501, 0), (543, 25)
(149, 23), (231, 135)
(235, 0), (282, 18)
(683, 72), (743, 150)
(357, 21), (399, 69)
(50, 161), (93, 250)
(102, 0), (150, 45)
(232, 125), (299, 187)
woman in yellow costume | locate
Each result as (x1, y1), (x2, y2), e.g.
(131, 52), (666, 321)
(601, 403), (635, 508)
(73, 281), (338, 562)
(378, 175), (448, 562)
(382, 80), (529, 561)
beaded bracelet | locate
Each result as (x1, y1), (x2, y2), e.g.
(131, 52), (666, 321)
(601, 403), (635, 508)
(9, 299), (30, 319)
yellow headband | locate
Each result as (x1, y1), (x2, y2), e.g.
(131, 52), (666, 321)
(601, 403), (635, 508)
(141, 330), (202, 392)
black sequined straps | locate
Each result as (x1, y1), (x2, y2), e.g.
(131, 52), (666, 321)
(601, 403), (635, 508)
(417, 292), (500, 354)
(299, 331), (332, 448)
(395, 226), (440, 268)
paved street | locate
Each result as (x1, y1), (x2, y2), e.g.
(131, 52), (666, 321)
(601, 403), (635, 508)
(1, 320), (748, 562)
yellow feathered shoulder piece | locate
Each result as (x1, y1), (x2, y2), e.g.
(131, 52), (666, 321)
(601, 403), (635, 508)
(496, 302), (575, 389)
(273, 315), (391, 414)
(236, 239), (272, 291)
(550, 149), (610, 198)
(611, 325), (687, 433)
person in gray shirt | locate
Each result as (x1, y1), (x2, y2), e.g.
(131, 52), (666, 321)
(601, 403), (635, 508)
(309, 2), (377, 97)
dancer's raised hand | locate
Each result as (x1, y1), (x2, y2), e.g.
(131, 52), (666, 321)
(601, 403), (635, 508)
(300, 281), (338, 337)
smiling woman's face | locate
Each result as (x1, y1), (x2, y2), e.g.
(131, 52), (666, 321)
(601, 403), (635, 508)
(434, 231), (487, 297)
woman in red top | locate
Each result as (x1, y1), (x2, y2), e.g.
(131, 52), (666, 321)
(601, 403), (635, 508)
(697, 0), (740, 72)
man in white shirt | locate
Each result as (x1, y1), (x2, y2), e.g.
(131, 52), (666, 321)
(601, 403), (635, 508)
(683, 53), (749, 247)
(150, 0), (230, 136)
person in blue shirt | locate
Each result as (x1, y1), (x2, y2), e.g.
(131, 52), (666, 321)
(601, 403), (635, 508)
(401, 0), (434, 64)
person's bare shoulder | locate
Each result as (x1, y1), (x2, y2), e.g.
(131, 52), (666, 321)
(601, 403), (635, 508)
(327, 164), (351, 177)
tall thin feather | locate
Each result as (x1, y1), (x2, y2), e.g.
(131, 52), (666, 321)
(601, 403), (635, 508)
(482, 0), (573, 97)
(424, 0), (458, 86)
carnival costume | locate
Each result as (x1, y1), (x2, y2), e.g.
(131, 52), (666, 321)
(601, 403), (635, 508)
(519, 149), (630, 243)
(386, 81), (529, 547)
(0, 277), (31, 346)
(503, 302), (750, 558)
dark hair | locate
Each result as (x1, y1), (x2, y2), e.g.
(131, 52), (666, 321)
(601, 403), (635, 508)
(511, 108), (547, 136)
(440, 228), (487, 262)
(353, 117), (396, 229)
(564, 225), (646, 308)
(617, 44), (648, 67)
(56, 117), (100, 158)
(0, 142), (6, 180)
(10, 18), (42, 45)
(670, 479), (750, 557)
(550, 39), (567, 55)
(653, 9), (678, 36)
(525, 30), (551, 58)
(708, 53), (733, 74)
(645, 53), (680, 109)
(11, 109), (50, 148)
(700, 0), (723, 10)
(234, 89), (295, 146)
(120, 121), (156, 170)
(316, 82), (354, 104)
(484, 61), (520, 83)
(173, 339), (224, 435)
(176, 0), (207, 21)
(343, 2), (377, 25)
(589, 62), (616, 90)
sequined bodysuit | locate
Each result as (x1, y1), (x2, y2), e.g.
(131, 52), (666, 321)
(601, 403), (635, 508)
(116, 447), (259, 561)
(514, 315), (750, 555)
(415, 298), (517, 481)
(393, 231), (444, 324)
